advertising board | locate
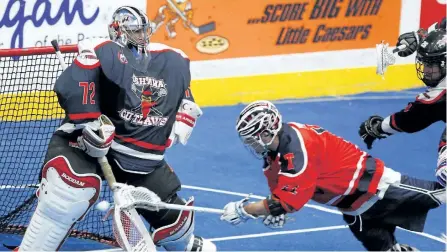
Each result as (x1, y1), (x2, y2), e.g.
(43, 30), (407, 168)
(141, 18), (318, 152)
(147, 0), (402, 60)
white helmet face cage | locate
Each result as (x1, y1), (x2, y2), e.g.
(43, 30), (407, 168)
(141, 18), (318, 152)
(236, 101), (282, 159)
(109, 6), (151, 52)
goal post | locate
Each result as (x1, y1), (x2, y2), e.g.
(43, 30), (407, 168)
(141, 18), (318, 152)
(0, 45), (117, 247)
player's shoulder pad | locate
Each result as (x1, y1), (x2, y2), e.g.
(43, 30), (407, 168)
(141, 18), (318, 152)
(415, 85), (446, 105)
(74, 38), (113, 70)
(149, 42), (189, 61)
(278, 123), (308, 176)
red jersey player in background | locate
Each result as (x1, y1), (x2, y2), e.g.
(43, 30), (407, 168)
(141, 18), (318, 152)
(220, 101), (445, 251)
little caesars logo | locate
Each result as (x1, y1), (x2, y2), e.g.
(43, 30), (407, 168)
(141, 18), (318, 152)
(119, 74), (169, 127)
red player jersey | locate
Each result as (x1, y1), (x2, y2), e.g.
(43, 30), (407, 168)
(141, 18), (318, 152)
(263, 122), (401, 215)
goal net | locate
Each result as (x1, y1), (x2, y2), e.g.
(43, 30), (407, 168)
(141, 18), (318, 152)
(0, 45), (117, 246)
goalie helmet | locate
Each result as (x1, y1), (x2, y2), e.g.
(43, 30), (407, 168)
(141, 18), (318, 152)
(108, 6), (152, 69)
(416, 28), (446, 87)
(236, 101), (282, 158)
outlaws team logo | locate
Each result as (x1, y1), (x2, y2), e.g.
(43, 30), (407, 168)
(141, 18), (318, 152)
(119, 74), (168, 127)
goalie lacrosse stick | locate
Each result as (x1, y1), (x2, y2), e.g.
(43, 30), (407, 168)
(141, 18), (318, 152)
(376, 41), (407, 77)
(51, 40), (157, 252)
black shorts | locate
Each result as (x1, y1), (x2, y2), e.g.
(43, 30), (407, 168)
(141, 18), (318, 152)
(43, 134), (181, 201)
(347, 175), (444, 231)
(343, 175), (444, 250)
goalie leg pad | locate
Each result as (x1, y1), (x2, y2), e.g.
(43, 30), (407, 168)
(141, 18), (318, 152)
(152, 196), (195, 251)
(150, 196), (217, 251)
(20, 156), (101, 251)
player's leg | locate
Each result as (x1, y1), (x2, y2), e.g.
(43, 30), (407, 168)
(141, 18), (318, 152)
(112, 160), (216, 251)
(379, 174), (445, 232)
(344, 173), (444, 251)
(343, 215), (419, 251)
(19, 135), (102, 251)
(343, 214), (399, 251)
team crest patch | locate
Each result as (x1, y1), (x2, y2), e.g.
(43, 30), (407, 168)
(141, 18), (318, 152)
(119, 74), (169, 127)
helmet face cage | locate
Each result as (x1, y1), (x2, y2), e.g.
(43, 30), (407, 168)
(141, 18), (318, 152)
(236, 101), (282, 159)
(415, 29), (447, 87)
(416, 54), (446, 87)
(109, 7), (151, 53)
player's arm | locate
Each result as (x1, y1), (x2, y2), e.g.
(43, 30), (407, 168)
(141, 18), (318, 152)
(167, 57), (203, 147)
(54, 45), (114, 158)
(359, 90), (445, 149)
(55, 65), (101, 125)
(267, 148), (317, 215)
(221, 137), (317, 227)
(380, 96), (444, 134)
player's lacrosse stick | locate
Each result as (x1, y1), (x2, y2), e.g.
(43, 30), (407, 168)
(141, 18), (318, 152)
(111, 186), (224, 214)
(51, 40), (157, 252)
(376, 41), (407, 77)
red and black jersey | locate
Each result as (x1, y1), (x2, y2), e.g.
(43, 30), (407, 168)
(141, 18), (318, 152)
(263, 123), (400, 215)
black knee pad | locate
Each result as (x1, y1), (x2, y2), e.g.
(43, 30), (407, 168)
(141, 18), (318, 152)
(139, 193), (185, 229)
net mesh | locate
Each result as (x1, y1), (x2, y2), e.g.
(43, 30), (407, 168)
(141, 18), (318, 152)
(0, 47), (116, 246)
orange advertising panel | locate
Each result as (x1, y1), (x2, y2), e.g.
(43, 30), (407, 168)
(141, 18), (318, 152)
(147, 0), (401, 61)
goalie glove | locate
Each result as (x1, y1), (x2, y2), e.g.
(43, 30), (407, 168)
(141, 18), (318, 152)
(167, 99), (203, 147)
(220, 197), (257, 226)
(263, 214), (286, 229)
(359, 115), (391, 149)
(77, 115), (115, 158)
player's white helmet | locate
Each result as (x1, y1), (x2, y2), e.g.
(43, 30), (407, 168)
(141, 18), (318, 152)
(236, 101), (282, 158)
(108, 6), (151, 64)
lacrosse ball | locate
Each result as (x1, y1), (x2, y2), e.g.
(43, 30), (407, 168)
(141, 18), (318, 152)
(96, 200), (111, 212)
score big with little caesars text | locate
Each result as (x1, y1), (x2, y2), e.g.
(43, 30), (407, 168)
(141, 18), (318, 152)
(255, 0), (382, 45)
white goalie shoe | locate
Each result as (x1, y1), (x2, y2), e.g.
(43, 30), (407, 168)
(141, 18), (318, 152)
(189, 236), (217, 252)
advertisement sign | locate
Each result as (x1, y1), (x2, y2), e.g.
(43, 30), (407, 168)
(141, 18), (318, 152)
(420, 0), (445, 29)
(148, 0), (401, 60)
(0, 0), (146, 49)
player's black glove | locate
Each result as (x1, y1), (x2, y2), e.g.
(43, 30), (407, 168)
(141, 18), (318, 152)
(359, 115), (389, 149)
(396, 29), (427, 57)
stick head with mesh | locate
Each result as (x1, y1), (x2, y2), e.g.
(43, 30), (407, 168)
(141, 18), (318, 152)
(112, 205), (157, 251)
(376, 41), (397, 77)
(108, 184), (159, 251)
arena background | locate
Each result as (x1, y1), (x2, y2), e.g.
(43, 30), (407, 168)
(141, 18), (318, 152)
(0, 0), (445, 251)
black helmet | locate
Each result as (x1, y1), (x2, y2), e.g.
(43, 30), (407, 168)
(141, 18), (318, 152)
(415, 28), (446, 87)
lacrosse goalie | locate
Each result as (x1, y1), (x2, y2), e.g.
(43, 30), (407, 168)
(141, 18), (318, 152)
(17, 5), (215, 251)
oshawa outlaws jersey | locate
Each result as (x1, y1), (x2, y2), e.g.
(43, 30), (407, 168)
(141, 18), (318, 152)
(54, 39), (192, 173)
(263, 123), (401, 216)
